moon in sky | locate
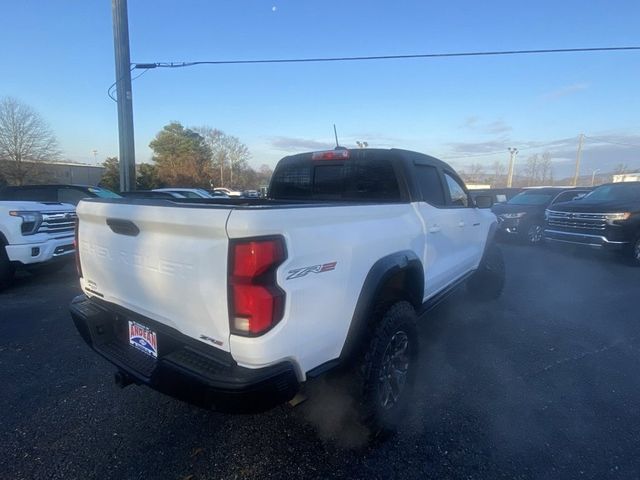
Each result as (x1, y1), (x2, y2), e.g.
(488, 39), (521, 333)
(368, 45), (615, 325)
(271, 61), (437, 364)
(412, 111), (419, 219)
(272, 6), (277, 12)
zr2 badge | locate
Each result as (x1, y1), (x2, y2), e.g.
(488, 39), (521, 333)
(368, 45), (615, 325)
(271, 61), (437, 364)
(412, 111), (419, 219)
(286, 262), (337, 280)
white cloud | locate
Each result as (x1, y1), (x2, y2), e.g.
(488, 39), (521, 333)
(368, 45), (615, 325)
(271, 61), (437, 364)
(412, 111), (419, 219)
(540, 83), (589, 100)
(461, 116), (511, 134)
(269, 136), (333, 152)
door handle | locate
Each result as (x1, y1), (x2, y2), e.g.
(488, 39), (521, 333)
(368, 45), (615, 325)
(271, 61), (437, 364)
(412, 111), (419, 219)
(458, 221), (465, 228)
(429, 225), (441, 233)
(106, 218), (140, 236)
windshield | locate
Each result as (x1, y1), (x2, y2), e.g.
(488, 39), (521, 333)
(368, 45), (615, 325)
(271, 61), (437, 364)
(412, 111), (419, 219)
(88, 187), (121, 198)
(583, 183), (640, 202)
(173, 190), (203, 198)
(507, 191), (554, 206)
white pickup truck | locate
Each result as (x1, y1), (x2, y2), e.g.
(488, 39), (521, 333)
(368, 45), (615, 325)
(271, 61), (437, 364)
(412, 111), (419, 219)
(1, 201), (77, 289)
(70, 148), (503, 433)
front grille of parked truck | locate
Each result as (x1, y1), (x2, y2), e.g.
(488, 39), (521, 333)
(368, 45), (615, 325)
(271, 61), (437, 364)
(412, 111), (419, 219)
(37, 212), (77, 235)
(546, 211), (608, 231)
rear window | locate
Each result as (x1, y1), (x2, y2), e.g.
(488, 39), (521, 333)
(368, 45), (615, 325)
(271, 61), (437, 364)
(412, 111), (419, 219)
(270, 153), (402, 202)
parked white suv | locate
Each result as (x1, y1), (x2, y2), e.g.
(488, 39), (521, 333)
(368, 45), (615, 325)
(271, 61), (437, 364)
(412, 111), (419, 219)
(70, 148), (503, 435)
(1, 201), (77, 290)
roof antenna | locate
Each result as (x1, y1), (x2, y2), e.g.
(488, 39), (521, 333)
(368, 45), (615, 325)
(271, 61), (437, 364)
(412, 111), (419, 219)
(333, 124), (347, 150)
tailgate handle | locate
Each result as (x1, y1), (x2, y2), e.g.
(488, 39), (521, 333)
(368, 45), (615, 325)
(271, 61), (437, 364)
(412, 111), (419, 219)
(106, 218), (140, 236)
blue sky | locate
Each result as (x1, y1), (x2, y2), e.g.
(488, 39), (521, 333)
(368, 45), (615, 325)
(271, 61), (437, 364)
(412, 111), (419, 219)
(1, 0), (639, 178)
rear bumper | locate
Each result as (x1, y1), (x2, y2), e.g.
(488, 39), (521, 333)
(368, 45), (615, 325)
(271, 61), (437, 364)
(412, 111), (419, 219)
(5, 235), (75, 265)
(69, 295), (299, 413)
(543, 229), (629, 250)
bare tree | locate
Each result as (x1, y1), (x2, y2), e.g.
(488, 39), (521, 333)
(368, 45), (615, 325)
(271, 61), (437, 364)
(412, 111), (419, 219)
(195, 127), (226, 186)
(491, 160), (505, 187)
(524, 154), (539, 186)
(470, 163), (485, 183)
(538, 152), (553, 185)
(614, 163), (629, 175)
(194, 127), (250, 188)
(0, 97), (59, 185)
(227, 137), (250, 187)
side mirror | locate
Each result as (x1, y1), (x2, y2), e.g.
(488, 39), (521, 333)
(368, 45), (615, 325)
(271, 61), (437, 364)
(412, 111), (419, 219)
(475, 195), (493, 209)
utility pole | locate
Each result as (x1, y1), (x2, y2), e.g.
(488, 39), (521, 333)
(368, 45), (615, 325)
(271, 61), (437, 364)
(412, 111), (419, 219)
(507, 147), (518, 187)
(572, 133), (584, 186)
(112, 0), (136, 191)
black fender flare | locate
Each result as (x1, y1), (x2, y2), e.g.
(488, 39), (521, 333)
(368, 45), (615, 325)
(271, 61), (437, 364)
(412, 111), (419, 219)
(338, 250), (423, 365)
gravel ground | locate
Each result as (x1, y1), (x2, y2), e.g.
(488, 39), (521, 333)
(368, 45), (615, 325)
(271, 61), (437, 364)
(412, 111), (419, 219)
(1, 243), (639, 480)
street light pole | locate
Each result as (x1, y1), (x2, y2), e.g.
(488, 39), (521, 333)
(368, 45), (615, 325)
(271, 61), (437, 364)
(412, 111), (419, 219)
(507, 147), (518, 188)
(591, 169), (600, 186)
(572, 133), (584, 187)
(112, 0), (136, 192)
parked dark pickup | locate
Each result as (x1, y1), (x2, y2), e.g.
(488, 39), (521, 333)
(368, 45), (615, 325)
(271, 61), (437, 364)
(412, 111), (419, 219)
(492, 187), (591, 244)
(544, 182), (640, 265)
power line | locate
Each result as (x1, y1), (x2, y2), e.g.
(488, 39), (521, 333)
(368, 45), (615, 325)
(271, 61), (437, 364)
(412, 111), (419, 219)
(584, 136), (640, 148)
(132, 46), (640, 69)
(107, 66), (152, 102)
(442, 141), (566, 160)
(444, 134), (640, 162)
(107, 65), (135, 102)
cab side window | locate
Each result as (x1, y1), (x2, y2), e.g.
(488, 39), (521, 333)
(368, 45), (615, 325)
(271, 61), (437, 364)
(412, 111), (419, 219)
(415, 165), (445, 206)
(444, 173), (469, 207)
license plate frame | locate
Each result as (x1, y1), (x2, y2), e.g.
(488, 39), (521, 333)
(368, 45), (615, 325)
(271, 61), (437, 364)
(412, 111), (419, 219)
(128, 320), (158, 358)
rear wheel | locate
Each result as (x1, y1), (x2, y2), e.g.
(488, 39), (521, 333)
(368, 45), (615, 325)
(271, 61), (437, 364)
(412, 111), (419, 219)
(0, 245), (15, 292)
(356, 301), (418, 435)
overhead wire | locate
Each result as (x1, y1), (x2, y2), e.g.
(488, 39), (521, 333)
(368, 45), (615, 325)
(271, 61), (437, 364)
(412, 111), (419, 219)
(107, 65), (136, 102)
(112, 46), (640, 101)
(441, 141), (572, 161)
(584, 136), (640, 148)
(134, 46), (640, 69)
(109, 46), (640, 156)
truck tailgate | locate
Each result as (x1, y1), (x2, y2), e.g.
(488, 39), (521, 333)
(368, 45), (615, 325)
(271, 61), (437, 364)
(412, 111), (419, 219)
(76, 201), (233, 352)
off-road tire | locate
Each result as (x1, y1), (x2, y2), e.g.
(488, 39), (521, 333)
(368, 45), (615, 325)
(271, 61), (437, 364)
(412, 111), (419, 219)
(467, 243), (505, 300)
(356, 301), (419, 435)
(0, 244), (15, 292)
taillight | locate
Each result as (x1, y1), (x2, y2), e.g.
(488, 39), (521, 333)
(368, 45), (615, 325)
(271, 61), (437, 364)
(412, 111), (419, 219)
(311, 149), (350, 161)
(229, 237), (286, 336)
(74, 219), (82, 277)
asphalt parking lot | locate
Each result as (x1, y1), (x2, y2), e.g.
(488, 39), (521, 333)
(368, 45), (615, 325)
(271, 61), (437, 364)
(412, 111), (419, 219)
(1, 243), (639, 480)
